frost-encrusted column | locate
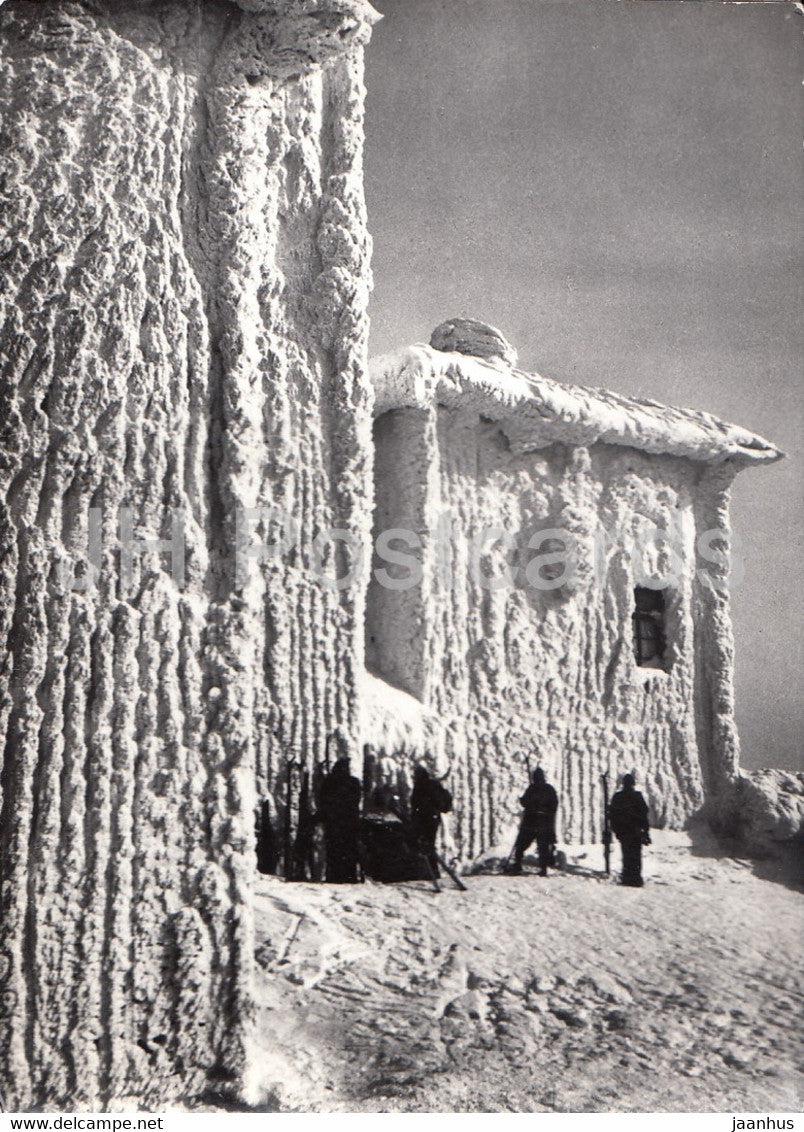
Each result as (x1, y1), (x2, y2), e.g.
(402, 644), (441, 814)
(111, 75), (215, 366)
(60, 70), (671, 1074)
(693, 464), (743, 803)
(0, 0), (376, 1109)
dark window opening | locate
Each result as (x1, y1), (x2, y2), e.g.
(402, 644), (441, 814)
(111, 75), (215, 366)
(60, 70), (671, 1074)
(632, 586), (669, 670)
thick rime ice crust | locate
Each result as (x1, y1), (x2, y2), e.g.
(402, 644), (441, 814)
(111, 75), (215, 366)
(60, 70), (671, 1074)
(363, 346), (781, 860)
(370, 346), (783, 467)
(717, 769), (804, 857)
(0, 0), (374, 1109)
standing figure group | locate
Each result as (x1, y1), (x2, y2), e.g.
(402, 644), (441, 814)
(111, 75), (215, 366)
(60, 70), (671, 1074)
(506, 765), (651, 886)
(262, 749), (454, 885)
(258, 750), (653, 889)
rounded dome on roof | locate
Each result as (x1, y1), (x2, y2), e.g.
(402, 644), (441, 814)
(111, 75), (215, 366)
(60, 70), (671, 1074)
(430, 317), (518, 368)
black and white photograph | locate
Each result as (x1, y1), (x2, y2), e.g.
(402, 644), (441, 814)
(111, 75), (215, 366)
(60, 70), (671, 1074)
(0, 0), (801, 1119)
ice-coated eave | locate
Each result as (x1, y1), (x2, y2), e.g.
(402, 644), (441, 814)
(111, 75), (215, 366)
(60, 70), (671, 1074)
(125, 0), (381, 17)
(369, 345), (784, 469)
(72, 0), (382, 63)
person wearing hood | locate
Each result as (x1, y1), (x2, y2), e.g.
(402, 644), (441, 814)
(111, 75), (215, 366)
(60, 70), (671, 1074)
(318, 754), (362, 883)
(507, 766), (558, 876)
(410, 764), (452, 877)
(608, 772), (651, 887)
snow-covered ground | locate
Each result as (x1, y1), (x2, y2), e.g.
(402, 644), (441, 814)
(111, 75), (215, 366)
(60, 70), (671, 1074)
(245, 828), (802, 1112)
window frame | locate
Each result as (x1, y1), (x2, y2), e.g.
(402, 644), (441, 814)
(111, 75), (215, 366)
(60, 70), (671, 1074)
(632, 585), (669, 670)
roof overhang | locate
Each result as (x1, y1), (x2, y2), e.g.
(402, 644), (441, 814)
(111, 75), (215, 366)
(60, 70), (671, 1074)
(369, 345), (784, 469)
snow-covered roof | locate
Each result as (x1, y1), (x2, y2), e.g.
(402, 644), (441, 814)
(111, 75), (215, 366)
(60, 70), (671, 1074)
(369, 344), (783, 468)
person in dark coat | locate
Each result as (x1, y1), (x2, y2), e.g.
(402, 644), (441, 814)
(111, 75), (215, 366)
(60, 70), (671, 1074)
(318, 756), (362, 883)
(608, 772), (651, 887)
(508, 767), (558, 876)
(410, 765), (452, 877)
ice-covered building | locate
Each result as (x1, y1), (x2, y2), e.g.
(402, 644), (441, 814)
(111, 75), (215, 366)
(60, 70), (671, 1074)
(361, 319), (783, 856)
(0, 0), (788, 1111)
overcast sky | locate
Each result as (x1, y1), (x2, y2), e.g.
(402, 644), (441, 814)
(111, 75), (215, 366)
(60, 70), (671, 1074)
(363, 0), (803, 772)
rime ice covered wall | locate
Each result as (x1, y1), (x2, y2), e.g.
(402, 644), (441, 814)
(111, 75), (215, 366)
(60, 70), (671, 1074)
(0, 0), (375, 1108)
(430, 418), (707, 852)
(367, 345), (781, 859)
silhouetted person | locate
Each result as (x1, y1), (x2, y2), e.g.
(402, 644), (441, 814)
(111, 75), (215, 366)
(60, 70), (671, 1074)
(609, 773), (650, 887)
(410, 765), (452, 877)
(255, 799), (278, 875)
(509, 767), (558, 876)
(318, 756), (361, 883)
